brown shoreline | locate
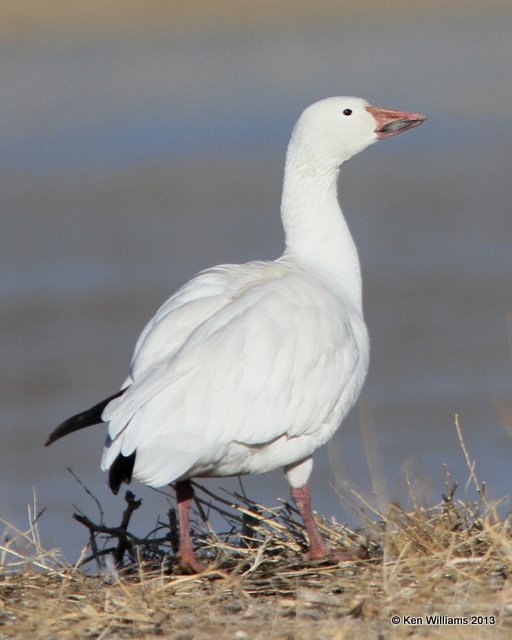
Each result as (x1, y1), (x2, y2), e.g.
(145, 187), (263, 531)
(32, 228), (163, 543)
(2, 475), (512, 639)
(1, 0), (510, 39)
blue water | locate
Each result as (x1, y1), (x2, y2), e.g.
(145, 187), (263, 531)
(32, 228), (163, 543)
(2, 14), (511, 172)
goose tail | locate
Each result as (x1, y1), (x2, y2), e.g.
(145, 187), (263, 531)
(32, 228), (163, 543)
(45, 389), (125, 446)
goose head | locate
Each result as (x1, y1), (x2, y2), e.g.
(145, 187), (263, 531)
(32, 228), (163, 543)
(294, 97), (425, 166)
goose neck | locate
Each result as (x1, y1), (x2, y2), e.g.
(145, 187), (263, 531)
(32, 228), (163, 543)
(280, 135), (362, 308)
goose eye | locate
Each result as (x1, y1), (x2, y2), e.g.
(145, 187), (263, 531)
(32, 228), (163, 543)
(343, 109), (353, 116)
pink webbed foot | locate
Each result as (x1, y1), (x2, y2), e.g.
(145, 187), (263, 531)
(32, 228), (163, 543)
(303, 546), (328, 562)
(176, 549), (207, 574)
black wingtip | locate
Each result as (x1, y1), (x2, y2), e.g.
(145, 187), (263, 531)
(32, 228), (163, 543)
(109, 451), (136, 494)
(45, 389), (125, 447)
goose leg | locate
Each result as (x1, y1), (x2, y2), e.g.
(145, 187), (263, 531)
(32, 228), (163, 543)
(285, 458), (328, 559)
(175, 480), (206, 573)
(291, 484), (328, 559)
(291, 484), (364, 563)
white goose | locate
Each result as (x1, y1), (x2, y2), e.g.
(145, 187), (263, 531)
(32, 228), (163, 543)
(47, 97), (424, 573)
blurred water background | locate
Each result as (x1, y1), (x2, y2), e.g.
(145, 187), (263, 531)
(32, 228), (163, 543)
(1, 1), (511, 561)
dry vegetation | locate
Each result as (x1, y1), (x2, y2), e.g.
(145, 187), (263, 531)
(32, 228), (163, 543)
(2, 426), (512, 640)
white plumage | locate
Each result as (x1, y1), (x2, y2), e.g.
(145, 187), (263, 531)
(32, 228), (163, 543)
(101, 259), (368, 487)
(48, 96), (424, 571)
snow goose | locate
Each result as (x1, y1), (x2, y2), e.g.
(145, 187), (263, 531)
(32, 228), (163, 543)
(46, 97), (425, 573)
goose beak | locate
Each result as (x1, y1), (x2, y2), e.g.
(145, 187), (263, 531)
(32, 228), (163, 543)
(366, 105), (426, 139)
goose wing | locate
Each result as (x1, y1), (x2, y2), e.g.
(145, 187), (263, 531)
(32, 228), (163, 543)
(101, 266), (364, 486)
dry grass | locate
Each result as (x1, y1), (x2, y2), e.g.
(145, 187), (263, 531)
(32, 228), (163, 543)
(2, 428), (512, 639)
(1, 0), (510, 39)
